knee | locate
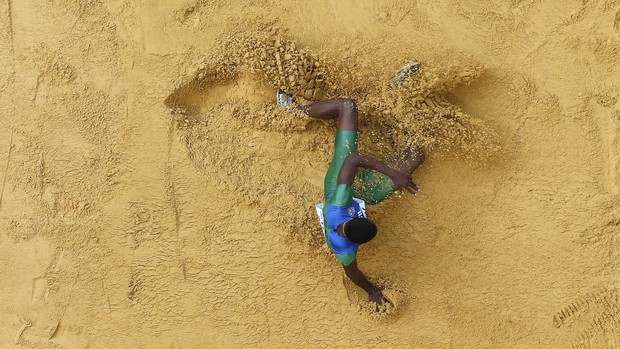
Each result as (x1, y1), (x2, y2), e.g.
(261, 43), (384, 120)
(336, 98), (358, 130)
(339, 98), (357, 113)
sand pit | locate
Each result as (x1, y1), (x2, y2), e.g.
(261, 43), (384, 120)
(1, 0), (619, 348)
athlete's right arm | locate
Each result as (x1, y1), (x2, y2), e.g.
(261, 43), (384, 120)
(338, 152), (418, 194)
(342, 261), (391, 308)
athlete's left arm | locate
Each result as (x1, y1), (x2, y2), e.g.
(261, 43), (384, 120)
(338, 152), (418, 194)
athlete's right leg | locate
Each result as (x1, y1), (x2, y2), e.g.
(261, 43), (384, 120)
(296, 99), (359, 201)
(296, 98), (358, 131)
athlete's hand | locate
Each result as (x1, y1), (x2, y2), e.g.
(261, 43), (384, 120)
(368, 289), (393, 311)
(388, 170), (418, 194)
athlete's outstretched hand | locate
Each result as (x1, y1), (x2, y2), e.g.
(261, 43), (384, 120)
(368, 289), (393, 311)
(388, 170), (418, 194)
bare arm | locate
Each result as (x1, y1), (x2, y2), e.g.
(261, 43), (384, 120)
(338, 152), (418, 194)
(343, 261), (390, 306)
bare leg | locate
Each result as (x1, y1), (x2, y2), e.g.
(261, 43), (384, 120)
(295, 98), (358, 131)
(391, 144), (425, 175)
(298, 98), (423, 175)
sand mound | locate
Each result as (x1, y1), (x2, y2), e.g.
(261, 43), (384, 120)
(164, 24), (495, 248)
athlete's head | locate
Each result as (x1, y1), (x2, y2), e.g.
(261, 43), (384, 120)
(343, 218), (377, 244)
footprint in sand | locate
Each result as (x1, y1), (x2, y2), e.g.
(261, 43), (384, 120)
(553, 287), (620, 348)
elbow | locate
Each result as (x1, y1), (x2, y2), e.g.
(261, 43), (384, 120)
(339, 98), (357, 112)
(345, 152), (362, 164)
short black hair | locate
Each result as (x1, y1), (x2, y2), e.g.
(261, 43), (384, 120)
(344, 218), (377, 244)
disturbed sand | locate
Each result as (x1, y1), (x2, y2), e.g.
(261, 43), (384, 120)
(1, 0), (620, 348)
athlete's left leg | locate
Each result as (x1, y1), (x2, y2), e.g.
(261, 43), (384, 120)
(353, 145), (425, 205)
(391, 144), (425, 175)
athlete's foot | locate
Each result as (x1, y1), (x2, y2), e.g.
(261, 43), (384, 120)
(389, 62), (420, 87)
(276, 89), (294, 107)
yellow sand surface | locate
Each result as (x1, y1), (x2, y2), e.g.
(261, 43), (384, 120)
(1, 0), (619, 348)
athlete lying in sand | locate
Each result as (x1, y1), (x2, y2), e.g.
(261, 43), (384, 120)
(278, 95), (425, 308)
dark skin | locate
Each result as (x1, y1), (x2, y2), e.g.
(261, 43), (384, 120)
(297, 98), (425, 307)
